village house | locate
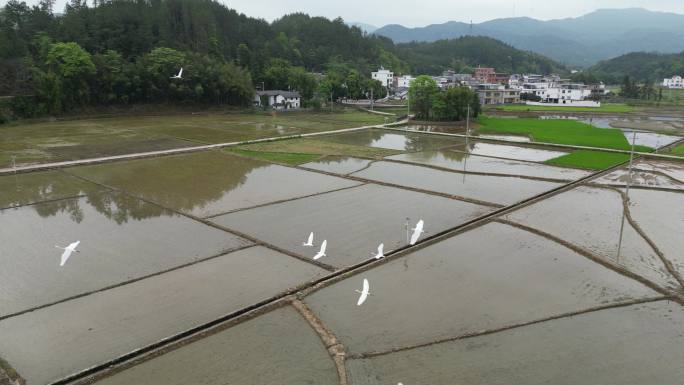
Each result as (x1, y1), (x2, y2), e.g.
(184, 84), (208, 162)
(372, 67), (394, 88)
(254, 90), (301, 110)
(663, 76), (684, 89)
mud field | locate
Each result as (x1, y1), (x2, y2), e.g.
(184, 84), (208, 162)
(0, 128), (683, 385)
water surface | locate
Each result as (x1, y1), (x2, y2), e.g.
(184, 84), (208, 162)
(212, 184), (492, 268)
(69, 151), (359, 217)
(347, 301), (684, 385)
(0, 194), (250, 316)
(304, 222), (658, 355)
(352, 161), (562, 206)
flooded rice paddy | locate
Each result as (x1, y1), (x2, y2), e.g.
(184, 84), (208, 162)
(1, 126), (683, 384)
(347, 301), (684, 385)
(304, 222), (658, 355)
(318, 129), (464, 152)
(387, 150), (591, 181)
(68, 151), (359, 217)
(211, 184), (492, 268)
(301, 156), (373, 175)
(0, 170), (101, 209)
(0, 193), (251, 316)
(462, 142), (569, 162)
(0, 247), (327, 385)
(504, 186), (680, 289)
(352, 161), (563, 206)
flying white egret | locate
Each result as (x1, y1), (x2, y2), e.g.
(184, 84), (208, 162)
(313, 240), (327, 260)
(409, 219), (425, 245)
(355, 278), (371, 306)
(372, 243), (385, 259)
(303, 232), (314, 247)
(170, 68), (183, 79)
(56, 241), (80, 267)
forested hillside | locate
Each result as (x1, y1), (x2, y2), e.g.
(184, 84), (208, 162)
(588, 51), (684, 84)
(0, 0), (563, 120)
(396, 36), (565, 76)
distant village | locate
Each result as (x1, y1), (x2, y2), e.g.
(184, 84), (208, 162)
(254, 67), (684, 111)
(372, 66), (608, 108)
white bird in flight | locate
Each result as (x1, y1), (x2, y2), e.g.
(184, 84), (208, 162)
(373, 243), (385, 259)
(303, 232), (314, 247)
(410, 219), (425, 245)
(56, 241), (80, 267)
(355, 278), (371, 306)
(313, 240), (327, 260)
(170, 68), (183, 79)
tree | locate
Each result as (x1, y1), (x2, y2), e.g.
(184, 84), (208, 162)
(45, 41), (96, 110)
(409, 75), (439, 119)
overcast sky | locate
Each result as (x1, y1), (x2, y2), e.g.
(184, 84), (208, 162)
(13, 0), (684, 27)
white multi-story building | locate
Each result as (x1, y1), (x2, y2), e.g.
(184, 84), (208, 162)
(663, 76), (684, 89)
(372, 67), (394, 88)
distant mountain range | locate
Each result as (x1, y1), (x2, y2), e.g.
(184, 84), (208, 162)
(371, 8), (684, 67)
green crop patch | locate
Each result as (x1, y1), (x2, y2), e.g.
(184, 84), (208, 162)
(545, 150), (631, 170)
(477, 117), (653, 152)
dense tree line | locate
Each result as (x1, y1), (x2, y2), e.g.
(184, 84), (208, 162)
(0, 0), (561, 121)
(396, 36), (565, 76)
(409, 75), (480, 121)
(587, 51), (684, 84)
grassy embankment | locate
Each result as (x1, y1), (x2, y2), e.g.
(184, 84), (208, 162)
(0, 109), (388, 168)
(671, 144), (684, 156)
(227, 139), (400, 165)
(496, 103), (633, 113)
(477, 116), (652, 170)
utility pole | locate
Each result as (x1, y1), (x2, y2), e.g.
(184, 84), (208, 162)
(330, 91), (334, 113)
(370, 88), (374, 111)
(466, 104), (471, 138)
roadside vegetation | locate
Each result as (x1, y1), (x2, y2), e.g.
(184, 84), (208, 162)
(477, 116), (653, 152)
(545, 150), (631, 170)
(495, 103), (633, 113)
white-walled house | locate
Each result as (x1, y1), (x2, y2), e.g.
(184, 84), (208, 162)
(254, 90), (301, 109)
(663, 76), (684, 89)
(395, 75), (414, 88)
(372, 67), (394, 88)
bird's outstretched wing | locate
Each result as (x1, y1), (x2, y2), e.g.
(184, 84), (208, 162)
(60, 249), (71, 267)
(178, 68), (183, 77)
(68, 241), (80, 249)
(304, 232), (314, 246)
(357, 279), (370, 306)
(313, 240), (327, 260)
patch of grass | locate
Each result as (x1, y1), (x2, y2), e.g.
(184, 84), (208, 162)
(497, 103), (633, 113)
(236, 138), (401, 159)
(671, 144), (684, 156)
(477, 116), (653, 152)
(227, 148), (321, 165)
(545, 150), (630, 170)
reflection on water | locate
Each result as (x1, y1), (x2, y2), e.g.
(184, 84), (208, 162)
(465, 143), (568, 162)
(69, 151), (358, 217)
(389, 150), (591, 180)
(0, 171), (169, 223)
(320, 130), (463, 152)
(0, 171), (96, 210)
(404, 124), (466, 134)
(301, 156), (373, 175)
(621, 130), (682, 149)
(477, 134), (531, 143)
